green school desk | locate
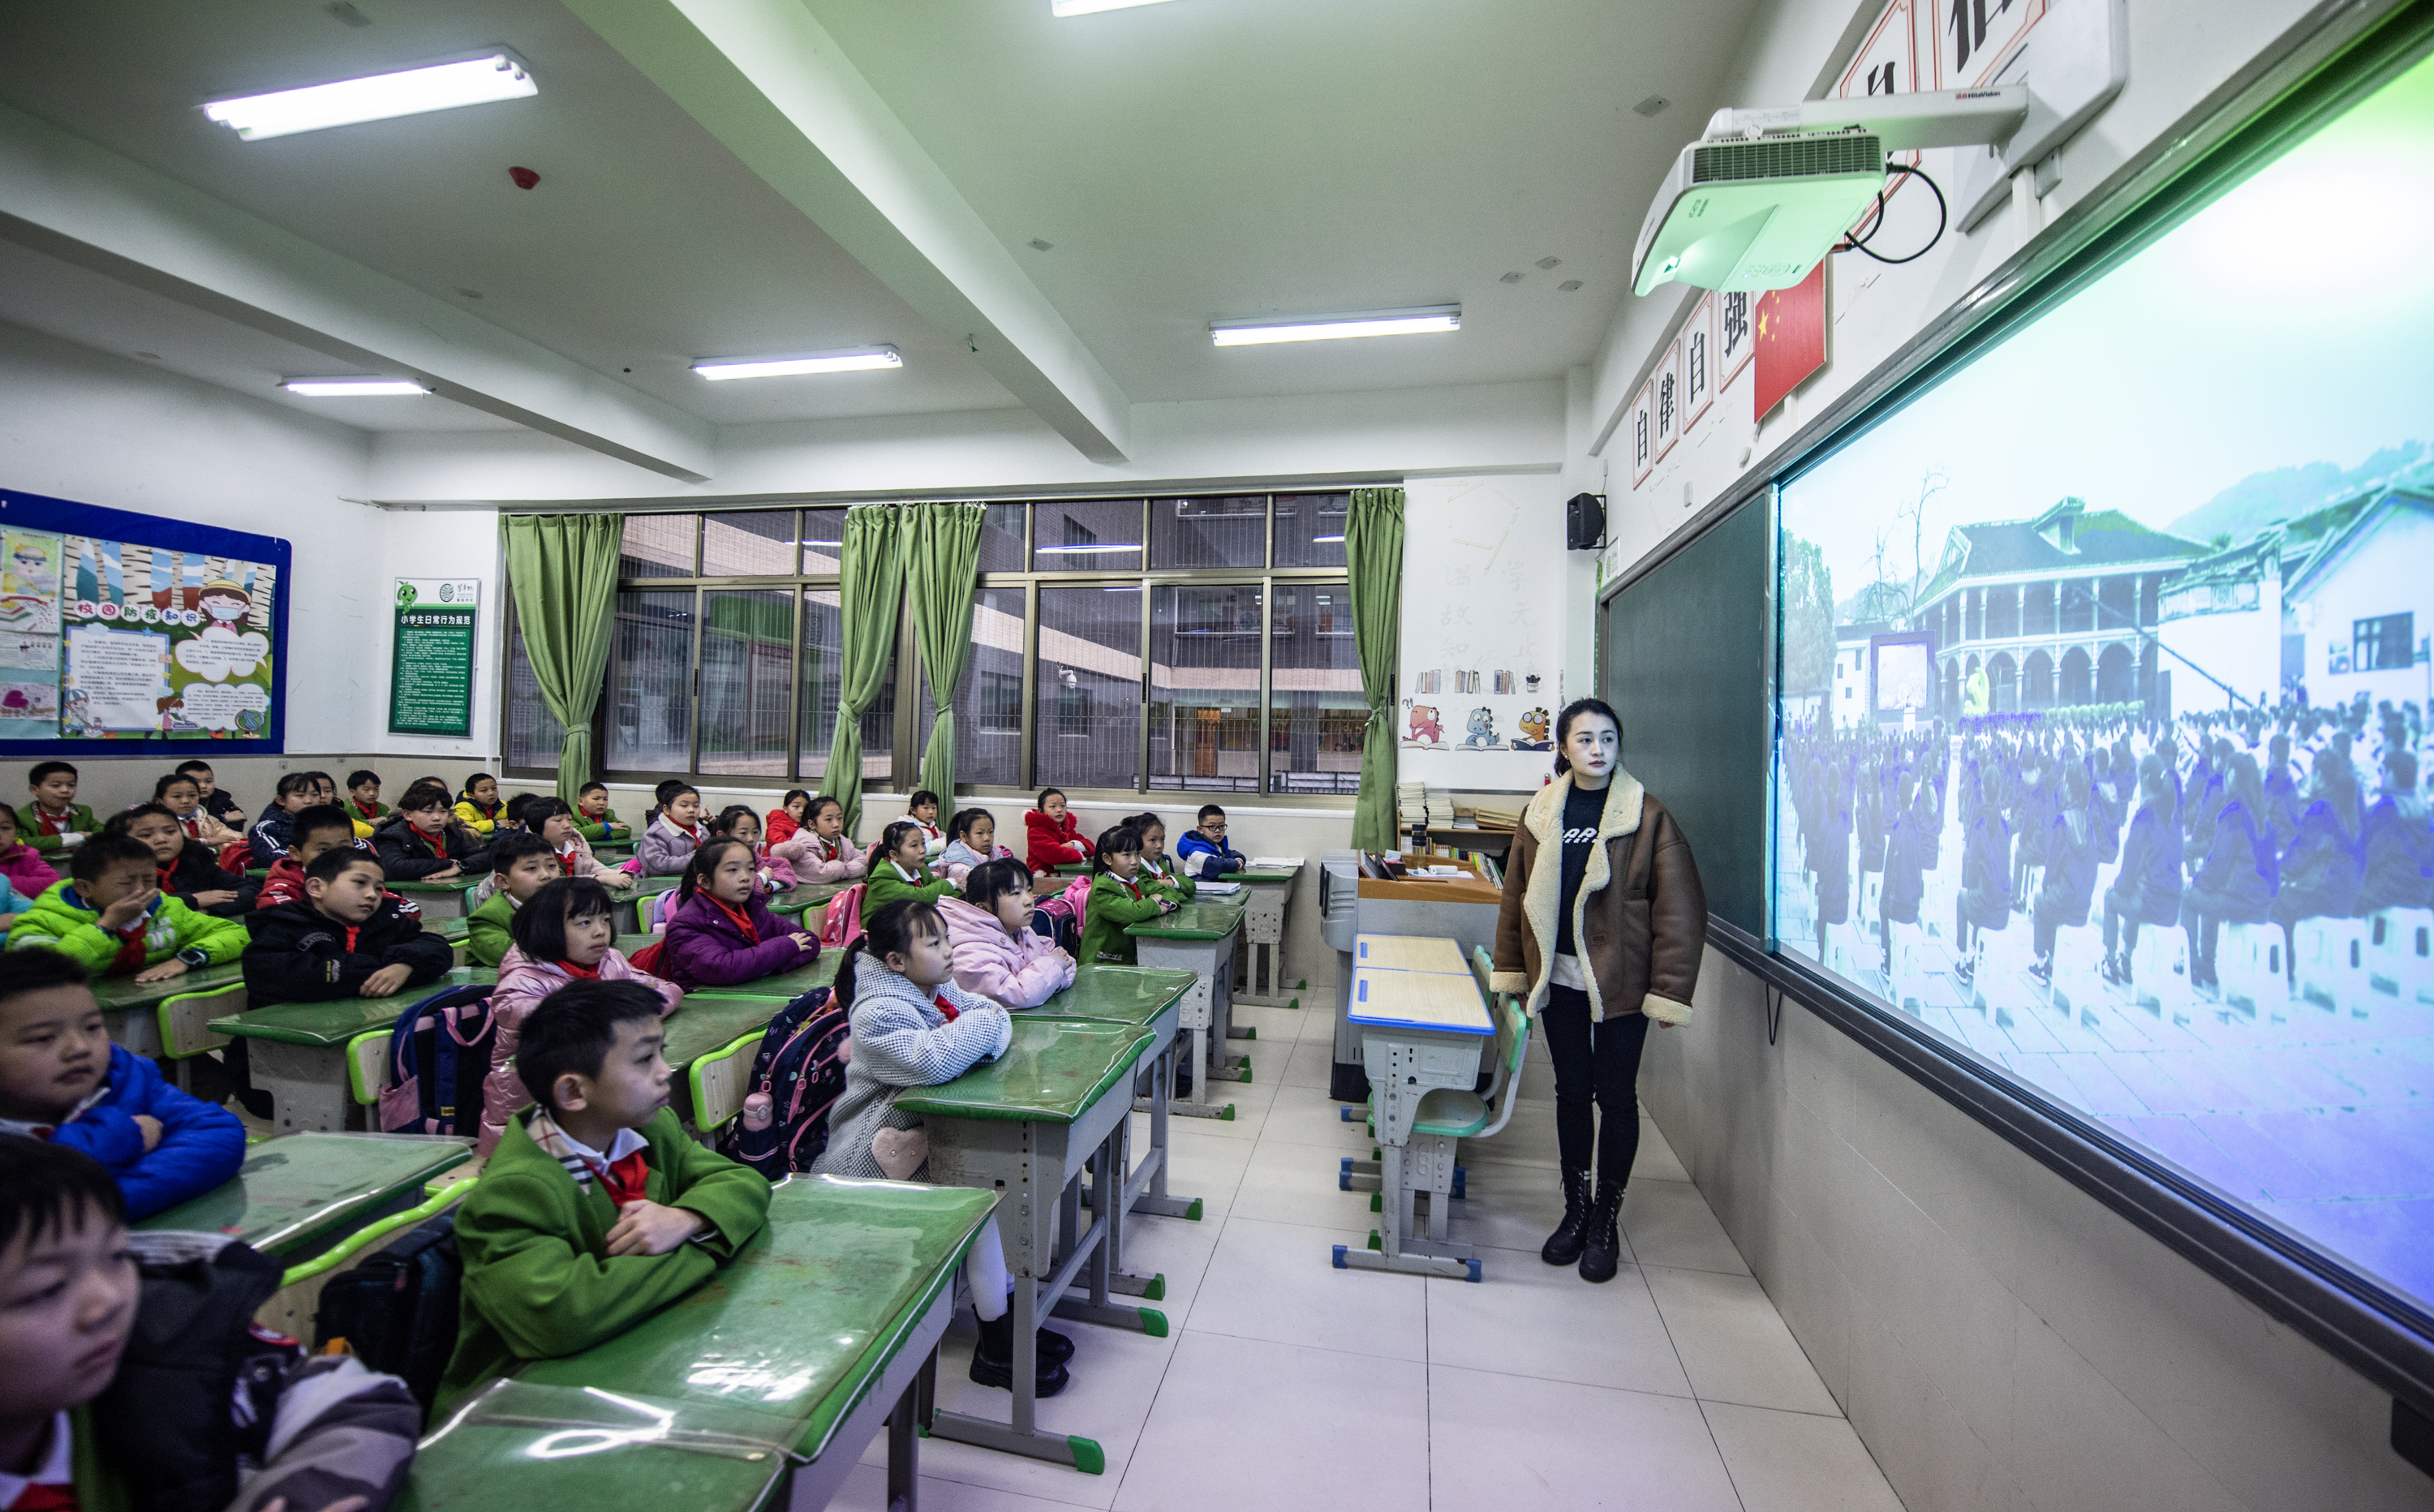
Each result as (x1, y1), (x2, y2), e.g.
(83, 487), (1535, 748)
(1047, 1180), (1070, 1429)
(768, 879), (846, 920)
(213, 966), (497, 1135)
(1335, 934), (1494, 1282)
(660, 994), (793, 1133)
(1226, 861), (1305, 1007)
(389, 877), (482, 921)
(93, 960), (248, 1057)
(1032, 966), (1202, 1297)
(898, 1016), (1163, 1472)
(136, 1131), (471, 1264)
(401, 1176), (997, 1512)
(684, 948), (841, 1003)
(1126, 899), (1248, 1119)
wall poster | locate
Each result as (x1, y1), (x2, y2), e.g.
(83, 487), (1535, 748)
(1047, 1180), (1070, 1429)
(389, 578), (480, 737)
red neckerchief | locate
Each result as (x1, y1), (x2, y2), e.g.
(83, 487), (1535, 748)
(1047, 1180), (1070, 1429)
(9, 1482), (78, 1512)
(555, 844), (578, 875)
(810, 833), (840, 861)
(464, 796), (501, 821)
(177, 813), (203, 839)
(704, 894), (760, 945)
(342, 924), (362, 954)
(1112, 874), (1144, 900)
(555, 958), (602, 981)
(415, 827), (448, 860)
(354, 797), (381, 821)
(932, 992), (961, 1022)
(599, 1147), (652, 1208)
(103, 900), (150, 975)
(32, 805), (71, 838)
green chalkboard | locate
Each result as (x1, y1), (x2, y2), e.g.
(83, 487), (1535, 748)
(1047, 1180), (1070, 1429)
(1601, 497), (1770, 939)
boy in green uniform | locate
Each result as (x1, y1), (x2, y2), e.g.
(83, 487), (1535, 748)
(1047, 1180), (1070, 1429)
(440, 980), (771, 1407)
(17, 761), (97, 857)
(467, 830), (562, 969)
(4, 835), (247, 980)
(575, 781), (630, 842)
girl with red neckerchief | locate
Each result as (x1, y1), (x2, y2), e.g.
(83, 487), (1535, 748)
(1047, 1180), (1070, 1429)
(1076, 823), (1176, 964)
(658, 839), (819, 990)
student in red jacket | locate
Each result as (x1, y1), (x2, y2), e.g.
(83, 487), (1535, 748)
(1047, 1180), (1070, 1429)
(1023, 788), (1096, 873)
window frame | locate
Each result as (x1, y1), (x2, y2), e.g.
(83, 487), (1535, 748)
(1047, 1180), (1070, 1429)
(501, 494), (1364, 807)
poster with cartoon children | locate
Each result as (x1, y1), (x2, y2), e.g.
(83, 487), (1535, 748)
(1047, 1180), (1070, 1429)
(58, 537), (277, 738)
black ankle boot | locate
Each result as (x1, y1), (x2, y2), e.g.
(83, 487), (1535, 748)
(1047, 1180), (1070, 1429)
(969, 1311), (1071, 1397)
(1578, 1180), (1626, 1283)
(1541, 1167), (1593, 1265)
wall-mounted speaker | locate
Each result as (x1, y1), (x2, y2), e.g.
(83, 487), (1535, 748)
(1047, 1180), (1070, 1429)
(1566, 492), (1607, 550)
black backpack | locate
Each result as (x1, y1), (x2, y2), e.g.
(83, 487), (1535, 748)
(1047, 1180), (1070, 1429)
(377, 984), (497, 1137)
(313, 1212), (462, 1424)
(95, 1235), (291, 1512)
(721, 987), (850, 1178)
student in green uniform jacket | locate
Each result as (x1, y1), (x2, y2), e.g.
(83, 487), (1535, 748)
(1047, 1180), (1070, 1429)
(1077, 823), (1178, 965)
(1126, 810), (1198, 905)
(466, 831), (561, 969)
(439, 980), (772, 1408)
(574, 781), (630, 842)
(863, 819), (961, 912)
(4, 835), (248, 980)
(17, 761), (98, 857)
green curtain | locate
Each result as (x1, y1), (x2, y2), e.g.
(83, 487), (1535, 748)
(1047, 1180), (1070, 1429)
(1345, 487), (1406, 850)
(501, 513), (624, 805)
(910, 503), (987, 803)
(816, 506), (909, 835)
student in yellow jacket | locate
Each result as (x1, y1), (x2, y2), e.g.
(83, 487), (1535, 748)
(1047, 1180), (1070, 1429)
(453, 772), (508, 835)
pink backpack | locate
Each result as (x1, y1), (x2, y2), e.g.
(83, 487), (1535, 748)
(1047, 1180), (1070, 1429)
(817, 882), (866, 951)
(1036, 874), (1092, 930)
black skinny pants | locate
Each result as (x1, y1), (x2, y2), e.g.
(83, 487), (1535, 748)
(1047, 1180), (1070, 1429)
(1540, 984), (1652, 1187)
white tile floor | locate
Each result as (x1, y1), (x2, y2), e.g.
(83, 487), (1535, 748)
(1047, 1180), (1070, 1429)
(836, 1000), (1907, 1512)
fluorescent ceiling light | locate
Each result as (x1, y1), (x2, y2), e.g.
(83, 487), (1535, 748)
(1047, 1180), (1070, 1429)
(1052, 0), (1180, 15)
(282, 378), (427, 397)
(1037, 544), (1142, 555)
(205, 54), (535, 141)
(1211, 306), (1461, 347)
(691, 347), (902, 380)
(1312, 535), (1347, 543)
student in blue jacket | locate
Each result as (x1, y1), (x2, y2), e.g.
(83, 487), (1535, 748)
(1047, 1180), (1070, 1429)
(1175, 803), (1246, 879)
(0, 945), (244, 1217)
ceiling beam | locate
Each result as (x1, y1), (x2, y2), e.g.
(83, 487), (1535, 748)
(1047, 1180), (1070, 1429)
(563, 0), (1133, 464)
(0, 101), (716, 483)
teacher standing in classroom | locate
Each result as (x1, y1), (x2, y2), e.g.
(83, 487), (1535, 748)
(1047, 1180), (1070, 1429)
(1490, 698), (1708, 1283)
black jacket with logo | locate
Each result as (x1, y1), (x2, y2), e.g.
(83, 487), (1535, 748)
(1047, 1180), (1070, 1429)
(240, 896), (453, 1006)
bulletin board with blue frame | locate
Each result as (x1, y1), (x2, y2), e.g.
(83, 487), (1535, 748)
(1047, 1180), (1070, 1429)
(0, 487), (291, 756)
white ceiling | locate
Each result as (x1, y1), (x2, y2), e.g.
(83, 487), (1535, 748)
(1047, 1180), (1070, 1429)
(0, 0), (1761, 454)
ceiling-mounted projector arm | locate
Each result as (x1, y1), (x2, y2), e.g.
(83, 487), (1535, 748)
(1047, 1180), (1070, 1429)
(1703, 84), (2028, 153)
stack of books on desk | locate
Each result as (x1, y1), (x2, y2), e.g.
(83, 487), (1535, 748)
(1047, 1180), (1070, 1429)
(1397, 782), (1429, 831)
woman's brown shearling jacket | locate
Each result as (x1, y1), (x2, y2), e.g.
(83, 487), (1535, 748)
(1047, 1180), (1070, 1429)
(1490, 769), (1707, 1024)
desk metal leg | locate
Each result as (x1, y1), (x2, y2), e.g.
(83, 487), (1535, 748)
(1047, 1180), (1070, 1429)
(886, 1372), (920, 1512)
(1333, 1136), (1480, 1282)
(1125, 1042), (1202, 1226)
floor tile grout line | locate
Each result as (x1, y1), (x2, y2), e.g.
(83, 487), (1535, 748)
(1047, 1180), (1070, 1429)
(1692, 1398), (1758, 1512)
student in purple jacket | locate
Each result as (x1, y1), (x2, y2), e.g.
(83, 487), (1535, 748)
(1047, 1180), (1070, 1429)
(658, 838), (820, 990)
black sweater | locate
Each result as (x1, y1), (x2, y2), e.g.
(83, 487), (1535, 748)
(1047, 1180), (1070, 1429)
(241, 896), (454, 1006)
(370, 814), (492, 881)
(162, 840), (257, 917)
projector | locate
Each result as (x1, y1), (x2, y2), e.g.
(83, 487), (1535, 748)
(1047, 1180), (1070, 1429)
(1631, 85), (2029, 297)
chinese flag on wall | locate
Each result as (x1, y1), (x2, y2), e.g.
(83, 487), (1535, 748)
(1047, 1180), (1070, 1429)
(1752, 262), (1826, 420)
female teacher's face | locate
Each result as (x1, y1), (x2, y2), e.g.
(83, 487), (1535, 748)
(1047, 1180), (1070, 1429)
(1563, 714), (1619, 788)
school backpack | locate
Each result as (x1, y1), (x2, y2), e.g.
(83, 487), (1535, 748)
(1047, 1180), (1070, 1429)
(1030, 874), (1092, 952)
(312, 1210), (461, 1424)
(817, 881), (867, 951)
(720, 986), (852, 1178)
(376, 984), (497, 1137)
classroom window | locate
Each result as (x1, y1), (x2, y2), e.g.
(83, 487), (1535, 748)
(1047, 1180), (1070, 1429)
(606, 591), (694, 771)
(1149, 584), (1262, 793)
(619, 513), (697, 578)
(914, 586), (1027, 790)
(798, 590), (843, 780)
(799, 509), (849, 576)
(503, 613), (564, 771)
(977, 503), (1026, 574)
(1267, 583), (1364, 795)
(1034, 500), (1142, 571)
(1150, 496), (1266, 570)
(1271, 492), (1351, 569)
(2354, 612), (2414, 672)
(701, 510), (797, 578)
(698, 589), (793, 776)
(1038, 584), (1142, 790)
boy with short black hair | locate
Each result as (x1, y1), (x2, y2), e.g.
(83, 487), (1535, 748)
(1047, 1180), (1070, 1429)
(0, 948), (243, 1217)
(346, 769), (387, 828)
(372, 784), (492, 881)
(5, 835), (248, 980)
(439, 981), (771, 1404)
(0, 1135), (421, 1512)
(175, 758), (247, 827)
(1175, 803), (1245, 878)
(249, 771), (320, 867)
(255, 804), (363, 910)
(243, 848), (453, 1007)
(467, 830), (561, 969)
(575, 781), (628, 841)
(17, 761), (97, 856)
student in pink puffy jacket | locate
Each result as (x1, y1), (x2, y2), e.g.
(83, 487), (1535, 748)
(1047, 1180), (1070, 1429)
(477, 876), (681, 1158)
(0, 805), (62, 903)
(940, 857), (1077, 1009)
(775, 795), (868, 884)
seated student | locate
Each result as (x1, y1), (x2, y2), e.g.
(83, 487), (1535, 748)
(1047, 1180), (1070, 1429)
(938, 807), (1016, 887)
(150, 771), (242, 848)
(1126, 811), (1195, 904)
(0, 805), (62, 907)
(482, 878), (682, 1158)
(5, 835), (247, 982)
(1023, 787), (1094, 873)
(0, 948), (244, 1217)
(303, 770), (343, 814)
(710, 805), (796, 891)
(527, 797), (636, 891)
(638, 783), (708, 877)
(440, 981), (772, 1403)
(372, 782), (492, 882)
(940, 858), (1077, 1009)
(1077, 823), (1177, 965)
(255, 804), (363, 909)
(454, 774), (507, 835)
(467, 830), (564, 969)
(18, 761), (97, 857)
(640, 777), (690, 829)
(249, 771), (319, 867)
(243, 848), (454, 1007)
(808, 903), (1067, 1395)
(904, 790), (947, 857)
(658, 839), (819, 990)
(346, 768), (387, 839)
(866, 820), (959, 912)
(0, 1136), (422, 1511)
(574, 780), (630, 842)
(175, 758), (246, 829)
(1175, 802), (1245, 878)
(783, 796), (867, 883)
(764, 788), (813, 849)
(0, 871), (32, 933)
(105, 803), (253, 917)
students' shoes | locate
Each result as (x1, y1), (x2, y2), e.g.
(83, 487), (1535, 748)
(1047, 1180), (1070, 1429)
(969, 1311), (1072, 1397)
(1036, 1326), (1075, 1367)
(1541, 1167), (1593, 1266)
(1951, 956), (1975, 987)
(1578, 1180), (1626, 1284)
(2027, 953), (2053, 986)
(2101, 952), (2131, 987)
